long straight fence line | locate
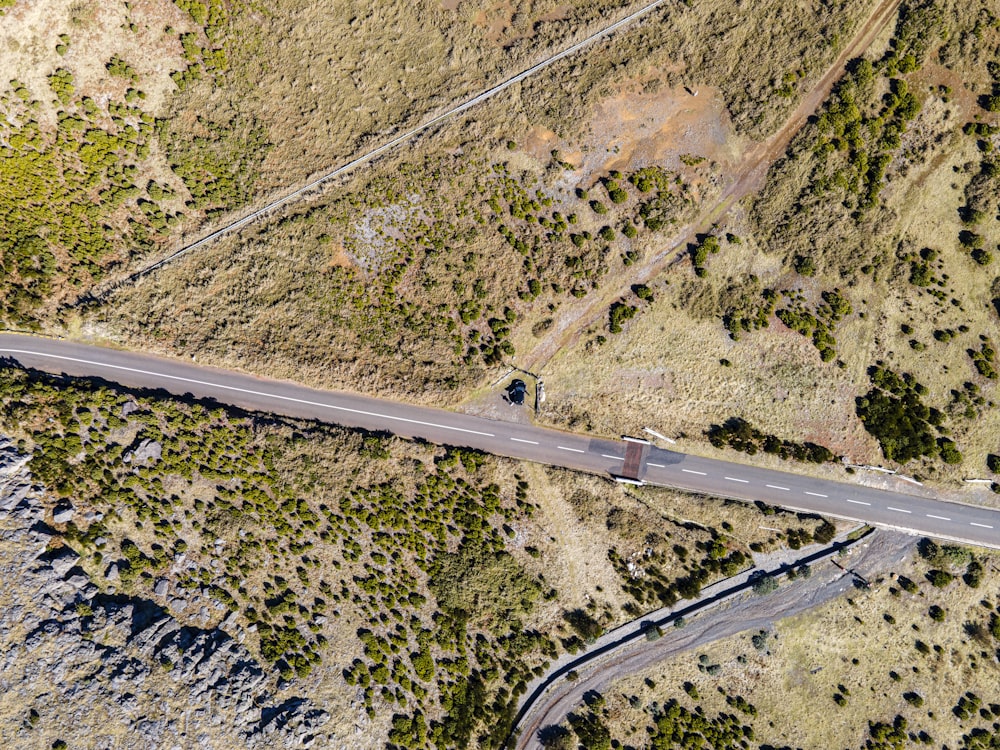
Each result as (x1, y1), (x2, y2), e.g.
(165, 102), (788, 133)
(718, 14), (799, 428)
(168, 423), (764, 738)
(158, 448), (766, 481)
(96, 0), (676, 294)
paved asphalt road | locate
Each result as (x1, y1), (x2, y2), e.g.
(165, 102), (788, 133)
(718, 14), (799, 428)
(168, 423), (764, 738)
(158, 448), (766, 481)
(1, 334), (998, 549)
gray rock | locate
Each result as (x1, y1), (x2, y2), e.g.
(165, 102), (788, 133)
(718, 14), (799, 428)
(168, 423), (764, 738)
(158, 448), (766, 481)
(53, 503), (75, 524)
(65, 573), (89, 590)
(0, 434), (333, 750)
(41, 546), (80, 577)
(120, 400), (140, 418)
(0, 482), (30, 511)
(124, 439), (162, 465)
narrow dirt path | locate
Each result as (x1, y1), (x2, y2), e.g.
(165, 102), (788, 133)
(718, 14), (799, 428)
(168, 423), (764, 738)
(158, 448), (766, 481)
(519, 0), (903, 374)
(79, 0), (681, 304)
(513, 531), (915, 749)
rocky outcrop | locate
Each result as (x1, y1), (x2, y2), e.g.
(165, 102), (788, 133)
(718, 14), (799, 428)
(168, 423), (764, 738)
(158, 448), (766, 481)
(123, 438), (162, 465)
(0, 438), (330, 749)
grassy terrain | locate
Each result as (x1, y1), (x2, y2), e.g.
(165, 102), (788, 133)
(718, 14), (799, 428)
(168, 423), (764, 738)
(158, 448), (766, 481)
(0, 364), (832, 748)
(0, 0), (203, 322)
(96, 145), (703, 397)
(539, 0), (1000, 485)
(92, 0), (877, 399)
(0, 0), (658, 325)
(545, 539), (1000, 750)
(7, 2), (1000, 746)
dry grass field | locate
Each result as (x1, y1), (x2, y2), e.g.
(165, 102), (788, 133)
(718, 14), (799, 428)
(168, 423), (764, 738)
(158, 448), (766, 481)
(580, 539), (1000, 750)
(0, 0), (660, 322)
(537, 0), (1000, 487)
(90, 0), (878, 402)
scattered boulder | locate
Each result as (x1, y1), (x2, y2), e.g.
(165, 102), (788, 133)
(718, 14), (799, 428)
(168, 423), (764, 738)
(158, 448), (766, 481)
(123, 439), (162, 466)
(39, 546), (80, 577)
(153, 578), (169, 597)
(104, 563), (120, 581)
(53, 502), (75, 524)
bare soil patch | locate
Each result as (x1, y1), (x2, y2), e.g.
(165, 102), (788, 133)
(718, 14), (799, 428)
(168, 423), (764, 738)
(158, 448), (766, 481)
(518, 0), (905, 374)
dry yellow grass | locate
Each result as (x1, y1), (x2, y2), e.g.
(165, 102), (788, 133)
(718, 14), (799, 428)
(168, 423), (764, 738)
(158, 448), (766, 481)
(91, 0), (875, 402)
(600, 543), (1000, 750)
(535, 2), (1000, 491)
(0, 0), (194, 122)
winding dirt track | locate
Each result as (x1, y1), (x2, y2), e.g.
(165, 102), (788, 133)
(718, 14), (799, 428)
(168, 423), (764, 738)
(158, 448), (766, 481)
(520, 0), (904, 372)
(513, 532), (916, 749)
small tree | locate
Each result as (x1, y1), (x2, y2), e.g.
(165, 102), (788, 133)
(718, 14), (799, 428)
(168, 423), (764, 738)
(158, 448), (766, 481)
(632, 284), (654, 301)
(813, 521), (837, 544)
(752, 574), (778, 595)
(926, 569), (954, 588)
(794, 255), (816, 276)
(538, 725), (573, 750)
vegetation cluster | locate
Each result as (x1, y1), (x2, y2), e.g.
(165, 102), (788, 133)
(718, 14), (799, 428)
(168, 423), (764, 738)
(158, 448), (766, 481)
(856, 365), (954, 464)
(707, 416), (836, 464)
(0, 0), (266, 326)
(0, 365), (561, 749)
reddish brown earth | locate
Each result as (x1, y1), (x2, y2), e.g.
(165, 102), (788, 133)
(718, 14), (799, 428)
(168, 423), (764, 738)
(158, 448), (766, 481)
(519, 0), (905, 373)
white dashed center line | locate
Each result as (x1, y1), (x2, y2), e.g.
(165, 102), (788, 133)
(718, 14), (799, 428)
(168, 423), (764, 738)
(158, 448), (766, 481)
(510, 438), (538, 444)
(682, 469), (706, 476)
(0, 348), (499, 437)
(804, 492), (828, 498)
(725, 477), (749, 483)
(970, 522), (994, 529)
(557, 446), (585, 453)
(647, 462), (664, 468)
(887, 506), (911, 514)
(846, 499), (871, 506)
(765, 484), (789, 491)
(601, 454), (620, 460)
(926, 514), (950, 521)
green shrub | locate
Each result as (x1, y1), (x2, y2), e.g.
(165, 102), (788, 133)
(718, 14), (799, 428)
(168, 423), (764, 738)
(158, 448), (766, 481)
(633, 284), (653, 301)
(106, 55), (138, 81)
(856, 367), (940, 463)
(752, 574), (777, 595)
(794, 255), (816, 276)
(608, 301), (637, 333)
(563, 609), (602, 643)
(607, 186), (627, 204)
(926, 569), (953, 588)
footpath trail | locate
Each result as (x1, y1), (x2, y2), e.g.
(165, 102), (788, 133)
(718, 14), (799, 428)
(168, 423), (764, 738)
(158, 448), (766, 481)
(83, 0), (680, 301)
(513, 531), (916, 749)
(519, 0), (904, 373)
